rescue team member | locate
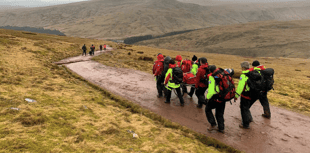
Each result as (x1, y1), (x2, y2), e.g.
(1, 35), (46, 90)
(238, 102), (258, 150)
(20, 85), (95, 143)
(235, 61), (257, 129)
(205, 65), (226, 133)
(153, 53), (165, 97)
(188, 55), (198, 98)
(100, 45), (103, 51)
(82, 44), (87, 56)
(164, 60), (185, 106)
(195, 57), (209, 108)
(250, 60), (271, 119)
(90, 44), (95, 56)
(104, 44), (107, 50)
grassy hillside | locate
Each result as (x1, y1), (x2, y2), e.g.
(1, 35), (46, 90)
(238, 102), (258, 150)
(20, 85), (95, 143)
(0, 29), (239, 152)
(136, 20), (310, 58)
(1, 0), (310, 39)
(93, 44), (310, 115)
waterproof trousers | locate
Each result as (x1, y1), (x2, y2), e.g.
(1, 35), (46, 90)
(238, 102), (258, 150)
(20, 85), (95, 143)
(258, 92), (271, 117)
(195, 87), (207, 106)
(156, 75), (164, 96)
(83, 50), (86, 56)
(165, 86), (184, 104)
(205, 98), (226, 130)
(188, 85), (195, 97)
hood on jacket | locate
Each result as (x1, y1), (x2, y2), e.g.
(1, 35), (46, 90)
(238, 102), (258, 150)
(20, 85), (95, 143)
(157, 54), (164, 61)
(169, 64), (176, 68)
(176, 55), (182, 62)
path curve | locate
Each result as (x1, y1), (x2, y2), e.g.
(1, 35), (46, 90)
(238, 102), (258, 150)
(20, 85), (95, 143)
(60, 48), (310, 153)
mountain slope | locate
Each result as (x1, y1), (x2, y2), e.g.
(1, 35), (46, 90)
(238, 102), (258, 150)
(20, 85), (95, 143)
(136, 20), (310, 58)
(1, 0), (310, 39)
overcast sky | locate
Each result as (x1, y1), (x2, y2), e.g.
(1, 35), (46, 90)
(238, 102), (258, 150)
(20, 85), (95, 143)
(0, 0), (89, 7)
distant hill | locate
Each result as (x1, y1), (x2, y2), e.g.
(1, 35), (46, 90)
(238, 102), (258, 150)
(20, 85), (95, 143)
(1, 0), (310, 39)
(136, 20), (310, 58)
(0, 26), (65, 36)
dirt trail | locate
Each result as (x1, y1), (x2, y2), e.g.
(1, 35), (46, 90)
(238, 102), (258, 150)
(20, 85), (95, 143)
(60, 49), (310, 153)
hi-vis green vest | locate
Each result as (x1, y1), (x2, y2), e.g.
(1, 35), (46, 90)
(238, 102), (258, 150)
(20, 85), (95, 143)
(165, 68), (180, 90)
(191, 64), (198, 76)
(235, 70), (250, 99)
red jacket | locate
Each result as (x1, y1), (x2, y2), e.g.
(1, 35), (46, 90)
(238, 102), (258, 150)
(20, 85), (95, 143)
(164, 64), (176, 84)
(104, 44), (106, 48)
(249, 65), (266, 71)
(195, 64), (209, 88)
(153, 54), (164, 76)
(176, 55), (182, 67)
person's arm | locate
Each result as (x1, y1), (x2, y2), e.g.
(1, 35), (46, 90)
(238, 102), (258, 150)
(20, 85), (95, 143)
(235, 74), (246, 99)
(206, 76), (216, 100)
(195, 69), (202, 88)
(164, 72), (170, 85)
(152, 63), (156, 75)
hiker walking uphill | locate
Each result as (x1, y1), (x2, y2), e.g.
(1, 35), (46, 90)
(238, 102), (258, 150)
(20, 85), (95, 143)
(235, 61), (274, 129)
(188, 55), (198, 98)
(205, 66), (235, 133)
(104, 44), (107, 50)
(249, 60), (273, 119)
(90, 44), (95, 56)
(82, 44), (87, 56)
(100, 45), (103, 51)
(195, 57), (209, 108)
(153, 53), (165, 97)
(164, 60), (185, 106)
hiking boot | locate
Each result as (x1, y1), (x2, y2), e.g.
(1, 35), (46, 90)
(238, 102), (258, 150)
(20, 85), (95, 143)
(207, 125), (217, 131)
(180, 103), (184, 107)
(196, 104), (203, 108)
(188, 94), (193, 98)
(239, 124), (250, 129)
(250, 118), (253, 122)
(262, 114), (271, 119)
(157, 95), (163, 98)
(164, 100), (170, 103)
(218, 129), (225, 134)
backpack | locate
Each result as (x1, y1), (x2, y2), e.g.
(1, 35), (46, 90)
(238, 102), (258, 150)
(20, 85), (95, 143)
(162, 56), (171, 77)
(201, 67), (210, 85)
(245, 70), (264, 94)
(212, 68), (235, 102)
(172, 67), (183, 85)
(181, 60), (192, 73)
(261, 68), (274, 91)
(153, 61), (164, 76)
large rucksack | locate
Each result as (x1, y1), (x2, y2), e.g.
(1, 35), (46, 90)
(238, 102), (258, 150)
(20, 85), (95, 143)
(172, 67), (183, 85)
(201, 67), (210, 85)
(261, 68), (274, 91)
(212, 68), (235, 102)
(181, 60), (192, 73)
(153, 61), (164, 76)
(245, 70), (264, 94)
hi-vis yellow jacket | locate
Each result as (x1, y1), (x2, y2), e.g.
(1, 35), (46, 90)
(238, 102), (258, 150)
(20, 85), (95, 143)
(235, 70), (250, 99)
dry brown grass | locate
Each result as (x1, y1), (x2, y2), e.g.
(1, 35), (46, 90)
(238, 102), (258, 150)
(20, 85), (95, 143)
(93, 44), (310, 115)
(0, 29), (234, 152)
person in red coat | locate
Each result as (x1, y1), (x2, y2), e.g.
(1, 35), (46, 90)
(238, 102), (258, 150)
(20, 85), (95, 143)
(195, 57), (209, 108)
(153, 53), (165, 97)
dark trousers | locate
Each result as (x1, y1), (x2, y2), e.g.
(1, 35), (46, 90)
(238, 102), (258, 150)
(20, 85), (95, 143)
(205, 98), (226, 130)
(156, 76), (164, 96)
(195, 87), (207, 105)
(240, 97), (257, 127)
(188, 85), (195, 97)
(258, 92), (271, 117)
(83, 50), (86, 56)
(182, 84), (188, 94)
(166, 86), (184, 104)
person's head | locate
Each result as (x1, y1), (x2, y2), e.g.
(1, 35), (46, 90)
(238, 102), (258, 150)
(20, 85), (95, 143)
(157, 53), (164, 61)
(192, 55), (197, 62)
(92, 44), (94, 46)
(169, 59), (175, 65)
(198, 57), (208, 65)
(241, 61), (250, 70)
(209, 65), (217, 73)
(252, 60), (260, 67)
(84, 44), (85, 46)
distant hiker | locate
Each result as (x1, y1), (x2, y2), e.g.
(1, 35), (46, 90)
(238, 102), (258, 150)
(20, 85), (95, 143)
(164, 60), (185, 106)
(104, 44), (107, 50)
(249, 60), (272, 119)
(194, 57), (209, 108)
(188, 55), (198, 98)
(82, 44), (87, 56)
(90, 44), (95, 56)
(205, 65), (235, 133)
(153, 53), (165, 97)
(100, 45), (103, 51)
